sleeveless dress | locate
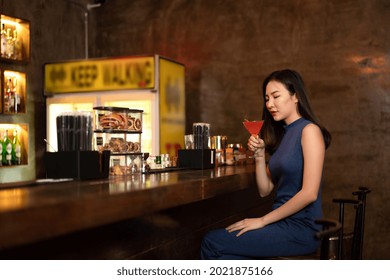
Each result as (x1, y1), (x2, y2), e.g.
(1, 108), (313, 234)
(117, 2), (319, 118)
(200, 118), (323, 259)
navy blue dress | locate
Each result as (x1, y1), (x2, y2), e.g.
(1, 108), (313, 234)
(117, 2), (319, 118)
(200, 118), (323, 259)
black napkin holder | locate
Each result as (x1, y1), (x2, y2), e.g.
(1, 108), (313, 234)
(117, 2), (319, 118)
(178, 149), (215, 169)
(44, 150), (110, 180)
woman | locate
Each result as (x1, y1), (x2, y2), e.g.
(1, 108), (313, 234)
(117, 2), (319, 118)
(201, 69), (331, 259)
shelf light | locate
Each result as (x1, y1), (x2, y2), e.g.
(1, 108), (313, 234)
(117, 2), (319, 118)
(4, 70), (17, 78)
(0, 19), (20, 26)
(0, 124), (18, 130)
(0, 123), (27, 132)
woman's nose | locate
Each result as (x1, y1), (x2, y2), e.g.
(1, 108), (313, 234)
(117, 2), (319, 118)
(266, 100), (273, 109)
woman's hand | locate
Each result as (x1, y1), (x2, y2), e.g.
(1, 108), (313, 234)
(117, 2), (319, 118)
(226, 217), (265, 237)
(247, 135), (265, 158)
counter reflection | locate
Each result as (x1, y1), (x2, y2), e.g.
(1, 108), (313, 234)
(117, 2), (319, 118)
(108, 172), (179, 193)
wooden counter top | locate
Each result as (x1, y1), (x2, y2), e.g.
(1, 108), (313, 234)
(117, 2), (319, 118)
(0, 165), (257, 251)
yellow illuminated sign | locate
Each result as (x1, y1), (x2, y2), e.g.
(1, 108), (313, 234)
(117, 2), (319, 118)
(159, 58), (185, 156)
(44, 56), (155, 94)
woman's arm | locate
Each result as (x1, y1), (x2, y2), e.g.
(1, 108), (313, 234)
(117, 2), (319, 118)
(248, 135), (275, 197)
(227, 124), (325, 236)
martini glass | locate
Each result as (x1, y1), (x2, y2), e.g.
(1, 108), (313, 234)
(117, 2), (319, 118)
(243, 120), (264, 136)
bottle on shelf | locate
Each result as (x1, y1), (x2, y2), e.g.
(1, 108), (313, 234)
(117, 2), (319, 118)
(13, 29), (22, 60)
(2, 130), (12, 166)
(6, 28), (14, 59)
(1, 23), (7, 57)
(12, 129), (22, 165)
(0, 130), (3, 167)
(12, 77), (21, 113)
(4, 77), (14, 113)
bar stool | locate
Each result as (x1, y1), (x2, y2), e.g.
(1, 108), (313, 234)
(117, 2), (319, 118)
(268, 187), (370, 260)
(314, 218), (343, 259)
(332, 186), (371, 259)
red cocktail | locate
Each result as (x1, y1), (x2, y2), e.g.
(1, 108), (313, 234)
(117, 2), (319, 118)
(243, 120), (264, 136)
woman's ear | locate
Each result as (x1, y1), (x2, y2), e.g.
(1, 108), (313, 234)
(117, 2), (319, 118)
(293, 93), (299, 104)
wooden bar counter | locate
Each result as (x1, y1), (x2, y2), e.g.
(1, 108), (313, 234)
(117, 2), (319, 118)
(0, 165), (273, 259)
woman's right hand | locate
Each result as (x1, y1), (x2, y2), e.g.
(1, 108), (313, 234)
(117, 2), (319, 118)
(247, 135), (265, 158)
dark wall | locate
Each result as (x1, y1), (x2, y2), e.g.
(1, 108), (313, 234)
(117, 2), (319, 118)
(1, 0), (388, 259)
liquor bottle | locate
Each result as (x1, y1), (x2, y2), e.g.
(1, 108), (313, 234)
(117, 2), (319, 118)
(12, 77), (21, 113)
(6, 28), (14, 59)
(13, 29), (22, 60)
(1, 23), (6, 57)
(4, 77), (13, 113)
(12, 129), (22, 165)
(2, 130), (12, 166)
(0, 130), (3, 167)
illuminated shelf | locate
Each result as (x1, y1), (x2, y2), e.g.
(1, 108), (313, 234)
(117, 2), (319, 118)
(0, 14), (31, 182)
(0, 14), (30, 63)
(1, 70), (26, 114)
(0, 123), (28, 167)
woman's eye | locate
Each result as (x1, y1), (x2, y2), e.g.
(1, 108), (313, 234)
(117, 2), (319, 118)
(274, 95), (280, 99)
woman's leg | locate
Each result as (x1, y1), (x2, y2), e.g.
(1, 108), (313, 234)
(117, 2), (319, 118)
(200, 221), (319, 260)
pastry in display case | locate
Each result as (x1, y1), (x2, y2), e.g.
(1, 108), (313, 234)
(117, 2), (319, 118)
(95, 106), (143, 132)
(93, 106), (143, 176)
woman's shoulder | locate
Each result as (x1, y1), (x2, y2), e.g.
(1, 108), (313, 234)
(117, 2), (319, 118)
(298, 118), (331, 149)
(302, 121), (322, 134)
(301, 122), (325, 147)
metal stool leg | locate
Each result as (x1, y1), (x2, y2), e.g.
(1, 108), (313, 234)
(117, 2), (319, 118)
(352, 187), (371, 259)
(333, 198), (361, 259)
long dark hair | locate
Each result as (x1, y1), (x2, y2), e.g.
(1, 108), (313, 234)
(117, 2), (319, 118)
(260, 69), (331, 154)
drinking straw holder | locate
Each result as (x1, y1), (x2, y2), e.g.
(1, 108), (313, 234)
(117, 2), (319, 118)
(178, 149), (215, 169)
(44, 150), (110, 180)
(192, 122), (210, 149)
(56, 112), (93, 152)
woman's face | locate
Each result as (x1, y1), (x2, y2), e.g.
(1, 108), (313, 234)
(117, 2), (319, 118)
(265, 80), (300, 124)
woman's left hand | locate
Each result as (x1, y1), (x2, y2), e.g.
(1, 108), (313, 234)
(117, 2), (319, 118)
(226, 217), (265, 237)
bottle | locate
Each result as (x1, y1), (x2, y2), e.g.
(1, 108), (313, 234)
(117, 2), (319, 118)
(12, 77), (21, 113)
(0, 130), (3, 167)
(155, 155), (162, 169)
(4, 77), (14, 113)
(6, 28), (14, 59)
(12, 129), (22, 165)
(13, 29), (22, 60)
(3, 130), (12, 166)
(1, 23), (6, 57)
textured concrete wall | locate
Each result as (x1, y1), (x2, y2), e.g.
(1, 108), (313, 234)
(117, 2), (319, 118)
(1, 0), (388, 259)
(92, 0), (389, 259)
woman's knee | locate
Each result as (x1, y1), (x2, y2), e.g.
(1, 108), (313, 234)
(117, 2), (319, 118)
(200, 229), (226, 259)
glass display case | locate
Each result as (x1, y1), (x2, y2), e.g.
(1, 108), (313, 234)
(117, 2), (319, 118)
(93, 106), (143, 176)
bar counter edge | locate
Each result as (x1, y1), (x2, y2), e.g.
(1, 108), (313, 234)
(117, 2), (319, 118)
(0, 165), (273, 259)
